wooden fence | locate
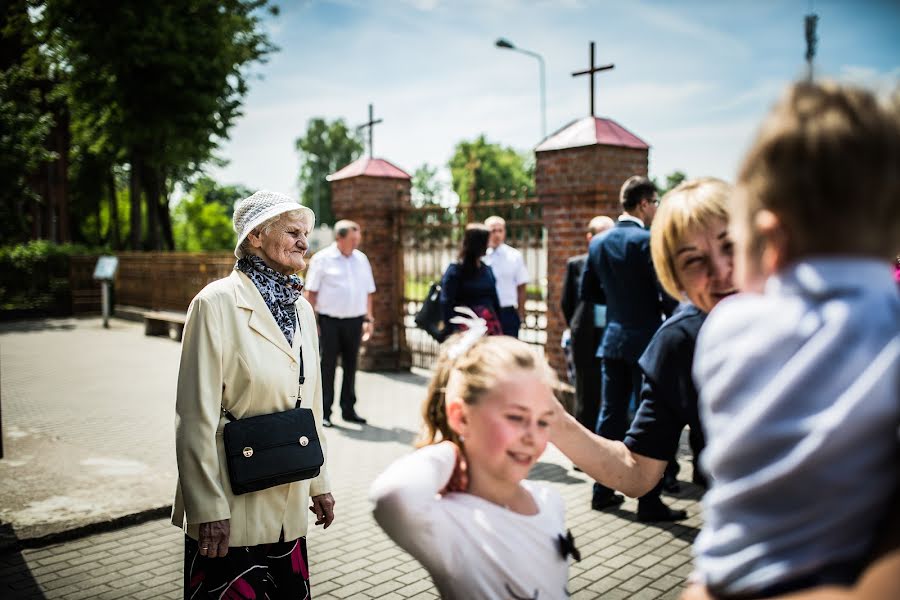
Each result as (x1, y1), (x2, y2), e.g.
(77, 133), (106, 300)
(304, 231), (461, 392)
(70, 252), (237, 314)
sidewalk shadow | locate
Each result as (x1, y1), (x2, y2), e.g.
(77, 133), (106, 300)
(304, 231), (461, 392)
(371, 370), (432, 387)
(0, 522), (47, 599)
(602, 505), (702, 539)
(332, 423), (417, 445)
(0, 319), (76, 334)
(528, 461), (586, 485)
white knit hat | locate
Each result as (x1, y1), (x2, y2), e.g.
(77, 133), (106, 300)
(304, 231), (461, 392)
(232, 190), (316, 258)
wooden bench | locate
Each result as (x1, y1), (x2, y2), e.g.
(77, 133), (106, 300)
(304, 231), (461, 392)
(143, 310), (187, 341)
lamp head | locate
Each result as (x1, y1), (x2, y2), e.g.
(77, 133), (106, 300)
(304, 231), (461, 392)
(495, 38), (515, 49)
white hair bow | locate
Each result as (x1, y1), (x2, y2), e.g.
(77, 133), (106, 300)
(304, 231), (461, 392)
(446, 306), (488, 360)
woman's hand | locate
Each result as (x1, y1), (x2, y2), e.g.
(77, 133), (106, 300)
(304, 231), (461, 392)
(198, 519), (230, 558)
(439, 441), (469, 494)
(310, 493), (336, 529)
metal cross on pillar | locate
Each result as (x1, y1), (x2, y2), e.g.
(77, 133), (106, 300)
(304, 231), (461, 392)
(358, 103), (383, 159)
(571, 41), (614, 117)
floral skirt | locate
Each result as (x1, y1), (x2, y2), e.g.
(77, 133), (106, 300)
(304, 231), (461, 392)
(184, 534), (310, 599)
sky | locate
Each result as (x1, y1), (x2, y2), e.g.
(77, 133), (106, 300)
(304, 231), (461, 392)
(208, 0), (900, 204)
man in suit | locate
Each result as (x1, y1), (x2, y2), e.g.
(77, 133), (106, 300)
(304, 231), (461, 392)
(561, 215), (614, 435)
(580, 175), (684, 521)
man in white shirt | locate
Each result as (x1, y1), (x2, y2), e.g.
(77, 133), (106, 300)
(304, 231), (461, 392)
(305, 220), (376, 427)
(483, 216), (529, 338)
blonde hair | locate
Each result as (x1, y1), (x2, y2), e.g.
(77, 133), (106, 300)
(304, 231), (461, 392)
(418, 335), (558, 448)
(651, 178), (732, 300)
(735, 80), (900, 262)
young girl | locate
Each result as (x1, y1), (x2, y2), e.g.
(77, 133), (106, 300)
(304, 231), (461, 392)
(370, 322), (573, 600)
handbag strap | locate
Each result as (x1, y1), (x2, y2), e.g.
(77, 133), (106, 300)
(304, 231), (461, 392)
(222, 346), (304, 422)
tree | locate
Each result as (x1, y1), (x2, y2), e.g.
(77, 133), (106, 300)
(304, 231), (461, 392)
(654, 170), (688, 196)
(411, 163), (444, 207)
(46, 0), (278, 250)
(172, 177), (247, 251)
(0, 1), (62, 243)
(448, 135), (533, 204)
(295, 118), (363, 227)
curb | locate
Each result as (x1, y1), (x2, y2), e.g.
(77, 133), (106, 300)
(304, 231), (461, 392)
(0, 505), (172, 555)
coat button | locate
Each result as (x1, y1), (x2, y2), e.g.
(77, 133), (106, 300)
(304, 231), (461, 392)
(299, 436), (309, 447)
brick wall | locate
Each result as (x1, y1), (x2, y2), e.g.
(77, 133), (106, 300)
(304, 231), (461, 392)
(331, 176), (413, 371)
(535, 144), (648, 378)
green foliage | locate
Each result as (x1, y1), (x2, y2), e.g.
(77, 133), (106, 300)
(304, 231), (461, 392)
(172, 177), (244, 251)
(295, 117), (363, 227)
(0, 240), (92, 313)
(654, 170), (688, 196)
(411, 163), (444, 207)
(448, 135), (533, 204)
(0, 2), (58, 243)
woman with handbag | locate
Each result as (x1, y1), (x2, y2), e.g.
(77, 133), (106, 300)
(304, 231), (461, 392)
(439, 223), (504, 337)
(173, 190), (335, 599)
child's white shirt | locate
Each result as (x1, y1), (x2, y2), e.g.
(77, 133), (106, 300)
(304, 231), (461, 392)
(370, 442), (570, 600)
(693, 258), (900, 594)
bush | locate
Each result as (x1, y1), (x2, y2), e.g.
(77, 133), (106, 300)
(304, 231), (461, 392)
(0, 240), (94, 316)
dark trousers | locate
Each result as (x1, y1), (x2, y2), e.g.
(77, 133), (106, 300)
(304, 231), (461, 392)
(573, 357), (603, 432)
(498, 306), (521, 337)
(592, 356), (665, 508)
(319, 314), (364, 419)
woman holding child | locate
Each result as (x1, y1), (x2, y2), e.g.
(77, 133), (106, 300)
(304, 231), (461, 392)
(551, 176), (735, 502)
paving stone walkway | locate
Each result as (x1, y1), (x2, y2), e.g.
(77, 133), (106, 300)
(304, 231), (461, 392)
(0, 317), (702, 599)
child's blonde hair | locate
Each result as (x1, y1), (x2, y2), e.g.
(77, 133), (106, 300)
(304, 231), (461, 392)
(735, 81), (900, 264)
(418, 335), (558, 448)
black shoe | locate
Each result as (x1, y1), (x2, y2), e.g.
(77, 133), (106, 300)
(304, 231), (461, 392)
(342, 412), (367, 425)
(663, 473), (681, 494)
(322, 418), (332, 428)
(637, 500), (688, 522)
(591, 493), (625, 511)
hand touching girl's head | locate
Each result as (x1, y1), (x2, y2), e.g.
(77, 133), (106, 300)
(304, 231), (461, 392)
(419, 335), (559, 483)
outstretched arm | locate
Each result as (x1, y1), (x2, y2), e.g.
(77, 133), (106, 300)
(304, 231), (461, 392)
(551, 409), (667, 498)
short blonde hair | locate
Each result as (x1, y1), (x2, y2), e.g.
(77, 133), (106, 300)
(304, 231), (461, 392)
(651, 178), (732, 300)
(237, 208), (311, 256)
(418, 335), (557, 448)
(735, 81), (900, 261)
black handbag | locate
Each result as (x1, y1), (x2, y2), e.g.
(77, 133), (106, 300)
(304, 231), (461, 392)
(221, 349), (324, 495)
(414, 281), (447, 342)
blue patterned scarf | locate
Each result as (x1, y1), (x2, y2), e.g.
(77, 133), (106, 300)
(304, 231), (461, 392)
(236, 255), (304, 346)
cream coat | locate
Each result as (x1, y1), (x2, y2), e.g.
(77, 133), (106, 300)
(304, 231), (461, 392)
(172, 270), (331, 547)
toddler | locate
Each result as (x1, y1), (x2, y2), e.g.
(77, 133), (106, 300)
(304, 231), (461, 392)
(691, 81), (900, 597)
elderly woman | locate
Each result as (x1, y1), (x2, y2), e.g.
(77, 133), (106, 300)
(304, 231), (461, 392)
(439, 223), (503, 336)
(551, 177), (734, 500)
(173, 190), (334, 598)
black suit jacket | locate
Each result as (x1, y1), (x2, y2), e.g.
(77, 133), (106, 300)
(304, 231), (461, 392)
(561, 254), (603, 366)
(580, 220), (676, 362)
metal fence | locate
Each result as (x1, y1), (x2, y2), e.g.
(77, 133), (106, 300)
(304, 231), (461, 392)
(400, 194), (547, 369)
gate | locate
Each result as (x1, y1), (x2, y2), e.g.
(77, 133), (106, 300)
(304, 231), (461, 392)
(399, 192), (547, 369)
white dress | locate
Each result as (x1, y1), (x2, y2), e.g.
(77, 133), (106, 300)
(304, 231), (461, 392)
(370, 443), (571, 600)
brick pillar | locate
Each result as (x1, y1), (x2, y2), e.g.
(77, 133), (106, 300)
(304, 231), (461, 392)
(535, 117), (649, 379)
(329, 158), (412, 371)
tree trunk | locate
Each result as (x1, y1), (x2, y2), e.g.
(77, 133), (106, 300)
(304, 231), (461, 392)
(108, 166), (120, 250)
(129, 155), (142, 250)
(144, 167), (160, 251)
(157, 173), (174, 250)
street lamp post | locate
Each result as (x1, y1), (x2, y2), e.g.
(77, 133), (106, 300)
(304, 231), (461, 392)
(495, 37), (547, 141)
